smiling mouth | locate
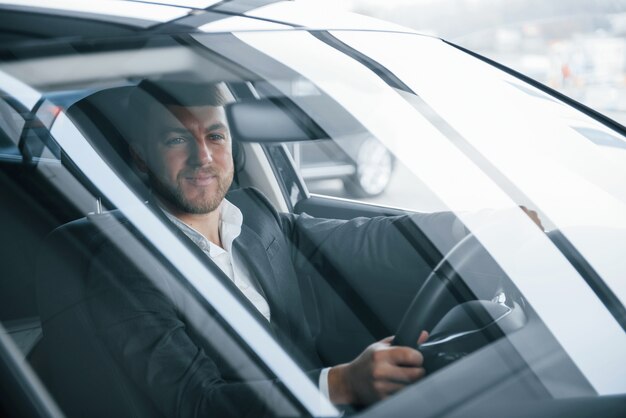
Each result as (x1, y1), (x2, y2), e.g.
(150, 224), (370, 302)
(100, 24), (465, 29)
(184, 174), (216, 186)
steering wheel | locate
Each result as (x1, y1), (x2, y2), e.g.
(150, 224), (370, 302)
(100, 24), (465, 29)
(393, 232), (527, 371)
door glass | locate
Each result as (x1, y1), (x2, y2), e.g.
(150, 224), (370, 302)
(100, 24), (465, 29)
(2, 28), (625, 417)
(0, 97), (25, 161)
(0, 78), (306, 418)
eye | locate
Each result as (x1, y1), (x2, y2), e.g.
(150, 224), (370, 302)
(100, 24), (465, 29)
(165, 136), (187, 146)
(207, 133), (226, 142)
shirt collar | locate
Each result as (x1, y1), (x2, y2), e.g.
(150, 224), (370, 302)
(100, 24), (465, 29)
(161, 198), (243, 258)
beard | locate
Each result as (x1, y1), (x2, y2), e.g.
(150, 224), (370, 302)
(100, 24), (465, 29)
(148, 167), (233, 214)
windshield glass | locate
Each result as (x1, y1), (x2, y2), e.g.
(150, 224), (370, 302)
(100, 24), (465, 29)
(1, 29), (624, 417)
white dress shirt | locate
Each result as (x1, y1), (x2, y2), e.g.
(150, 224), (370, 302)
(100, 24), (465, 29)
(161, 199), (331, 398)
(162, 199), (271, 321)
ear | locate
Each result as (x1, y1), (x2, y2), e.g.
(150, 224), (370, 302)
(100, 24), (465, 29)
(129, 143), (148, 173)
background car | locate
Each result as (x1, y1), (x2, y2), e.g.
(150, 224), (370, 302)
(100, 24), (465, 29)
(1, 1), (625, 417)
(289, 138), (395, 197)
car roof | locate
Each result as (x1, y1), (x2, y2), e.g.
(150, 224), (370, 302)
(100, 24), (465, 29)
(0, 0), (416, 48)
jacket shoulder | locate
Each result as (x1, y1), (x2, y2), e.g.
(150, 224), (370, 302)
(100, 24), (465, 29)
(226, 187), (282, 226)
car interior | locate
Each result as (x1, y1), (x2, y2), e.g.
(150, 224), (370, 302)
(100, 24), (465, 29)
(0, 81), (323, 417)
(0, 51), (426, 414)
(2, 31), (624, 418)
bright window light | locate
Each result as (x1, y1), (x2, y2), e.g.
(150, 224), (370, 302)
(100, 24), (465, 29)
(0, 0), (190, 23)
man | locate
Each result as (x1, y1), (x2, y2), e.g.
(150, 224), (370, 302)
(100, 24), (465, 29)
(125, 80), (434, 407)
(74, 80), (512, 417)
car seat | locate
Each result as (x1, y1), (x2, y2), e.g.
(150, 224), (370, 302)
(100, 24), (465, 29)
(32, 85), (250, 417)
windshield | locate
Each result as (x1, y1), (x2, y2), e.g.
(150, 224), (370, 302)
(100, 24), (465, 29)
(1, 28), (625, 417)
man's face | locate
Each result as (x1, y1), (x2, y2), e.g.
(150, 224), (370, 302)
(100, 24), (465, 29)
(138, 104), (234, 215)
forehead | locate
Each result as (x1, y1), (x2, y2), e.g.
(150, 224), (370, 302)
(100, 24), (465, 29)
(152, 104), (228, 131)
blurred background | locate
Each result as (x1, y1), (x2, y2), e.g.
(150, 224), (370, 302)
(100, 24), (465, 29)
(301, 0), (626, 126)
(297, 0), (626, 207)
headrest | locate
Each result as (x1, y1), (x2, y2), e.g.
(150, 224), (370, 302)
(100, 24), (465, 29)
(65, 85), (244, 193)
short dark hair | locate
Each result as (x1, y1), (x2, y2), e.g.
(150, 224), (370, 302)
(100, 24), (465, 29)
(126, 80), (228, 146)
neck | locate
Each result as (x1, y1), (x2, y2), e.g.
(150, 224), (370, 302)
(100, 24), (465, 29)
(159, 198), (223, 248)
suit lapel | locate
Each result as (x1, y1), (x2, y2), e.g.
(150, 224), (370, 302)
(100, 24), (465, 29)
(233, 224), (290, 332)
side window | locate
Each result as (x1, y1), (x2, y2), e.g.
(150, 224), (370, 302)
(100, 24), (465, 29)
(251, 80), (447, 212)
(287, 136), (396, 200)
(0, 94), (304, 417)
(277, 133), (448, 213)
(0, 97), (66, 333)
(0, 97), (25, 161)
(0, 97), (87, 368)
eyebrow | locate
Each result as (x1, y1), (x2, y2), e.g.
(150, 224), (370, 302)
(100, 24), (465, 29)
(206, 122), (228, 132)
(159, 123), (228, 136)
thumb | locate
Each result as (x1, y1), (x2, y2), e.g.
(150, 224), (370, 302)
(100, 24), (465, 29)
(380, 336), (394, 345)
(417, 330), (429, 345)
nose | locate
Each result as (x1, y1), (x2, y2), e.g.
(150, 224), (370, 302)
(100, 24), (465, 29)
(189, 136), (212, 166)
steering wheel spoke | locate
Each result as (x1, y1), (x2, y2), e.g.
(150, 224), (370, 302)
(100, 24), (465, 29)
(393, 233), (527, 372)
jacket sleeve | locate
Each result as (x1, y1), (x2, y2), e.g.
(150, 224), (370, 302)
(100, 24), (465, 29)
(278, 210), (467, 336)
(281, 210), (464, 286)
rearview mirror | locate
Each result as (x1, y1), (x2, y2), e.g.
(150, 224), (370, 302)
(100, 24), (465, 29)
(226, 98), (329, 143)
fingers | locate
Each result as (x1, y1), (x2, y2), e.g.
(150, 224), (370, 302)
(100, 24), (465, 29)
(376, 340), (428, 385)
(374, 337), (426, 367)
(370, 346), (425, 387)
(375, 344), (423, 365)
(339, 339), (429, 405)
(369, 369), (426, 401)
(380, 336), (394, 345)
(372, 362), (426, 384)
(368, 343), (425, 380)
(520, 205), (544, 230)
(371, 381), (407, 399)
(385, 332), (428, 347)
(365, 352), (426, 403)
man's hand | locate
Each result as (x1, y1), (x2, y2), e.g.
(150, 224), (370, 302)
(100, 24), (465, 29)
(520, 205), (544, 230)
(328, 331), (429, 406)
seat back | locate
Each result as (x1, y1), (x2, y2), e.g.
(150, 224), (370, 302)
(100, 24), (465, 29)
(33, 88), (161, 417)
(33, 85), (250, 416)
(65, 85), (244, 193)
(35, 214), (164, 418)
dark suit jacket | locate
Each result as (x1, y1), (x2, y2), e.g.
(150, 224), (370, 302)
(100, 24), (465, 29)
(40, 187), (462, 417)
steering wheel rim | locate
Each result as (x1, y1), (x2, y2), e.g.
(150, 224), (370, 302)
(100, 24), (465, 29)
(393, 232), (511, 348)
